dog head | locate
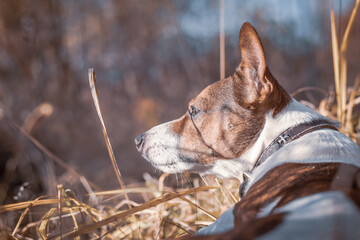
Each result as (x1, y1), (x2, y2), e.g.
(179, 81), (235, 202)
(135, 22), (290, 177)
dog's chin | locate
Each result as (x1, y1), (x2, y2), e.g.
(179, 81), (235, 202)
(150, 163), (191, 174)
(143, 156), (212, 174)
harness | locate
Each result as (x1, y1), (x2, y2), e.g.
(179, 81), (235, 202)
(239, 119), (339, 198)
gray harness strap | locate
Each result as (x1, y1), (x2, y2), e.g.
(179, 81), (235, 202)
(239, 119), (339, 198)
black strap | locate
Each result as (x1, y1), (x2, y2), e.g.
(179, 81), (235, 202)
(253, 119), (338, 171)
(239, 119), (338, 198)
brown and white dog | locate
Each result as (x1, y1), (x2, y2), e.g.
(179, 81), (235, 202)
(135, 22), (360, 239)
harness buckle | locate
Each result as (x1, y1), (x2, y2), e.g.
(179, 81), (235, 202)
(277, 134), (291, 145)
(243, 170), (252, 180)
(240, 171), (252, 198)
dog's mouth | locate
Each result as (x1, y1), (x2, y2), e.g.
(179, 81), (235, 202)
(134, 116), (222, 175)
(148, 160), (212, 174)
(140, 145), (214, 174)
(145, 160), (195, 173)
(143, 148), (197, 170)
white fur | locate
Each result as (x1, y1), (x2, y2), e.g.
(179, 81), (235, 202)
(140, 119), (200, 173)
(143, 98), (360, 181)
(259, 191), (360, 240)
(244, 99), (360, 192)
(202, 99), (360, 182)
(196, 99), (360, 237)
(142, 97), (360, 238)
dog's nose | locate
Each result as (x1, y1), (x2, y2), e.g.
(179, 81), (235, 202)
(134, 133), (145, 151)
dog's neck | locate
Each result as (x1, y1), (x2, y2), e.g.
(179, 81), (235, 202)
(205, 98), (336, 179)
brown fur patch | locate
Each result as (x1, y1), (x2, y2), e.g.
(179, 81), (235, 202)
(169, 77), (268, 165)
(235, 163), (360, 224)
(175, 163), (360, 240)
(140, 22), (290, 172)
(234, 22), (290, 116)
(165, 22), (291, 170)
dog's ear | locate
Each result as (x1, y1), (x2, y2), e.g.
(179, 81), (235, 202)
(235, 22), (273, 108)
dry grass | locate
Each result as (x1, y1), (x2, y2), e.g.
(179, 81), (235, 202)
(330, 0), (360, 137)
(1, 2), (360, 239)
(1, 173), (239, 239)
(0, 69), (240, 240)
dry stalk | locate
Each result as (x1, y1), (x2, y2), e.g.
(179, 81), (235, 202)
(330, 0), (360, 131)
(58, 186), (219, 239)
(88, 68), (131, 209)
(219, 0), (225, 80)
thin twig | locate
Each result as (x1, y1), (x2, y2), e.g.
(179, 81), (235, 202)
(57, 186), (219, 239)
(88, 68), (131, 209)
(219, 0), (225, 80)
(330, 0), (341, 123)
(57, 185), (63, 239)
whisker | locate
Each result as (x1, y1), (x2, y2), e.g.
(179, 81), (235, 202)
(179, 173), (184, 187)
(185, 174), (193, 188)
(175, 173), (179, 186)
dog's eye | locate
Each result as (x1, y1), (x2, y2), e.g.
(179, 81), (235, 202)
(189, 106), (201, 118)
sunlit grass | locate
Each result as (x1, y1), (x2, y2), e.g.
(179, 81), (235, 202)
(1, 2), (360, 239)
(1, 175), (239, 239)
(330, 0), (360, 137)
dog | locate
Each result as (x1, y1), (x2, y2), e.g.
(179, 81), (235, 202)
(135, 22), (360, 239)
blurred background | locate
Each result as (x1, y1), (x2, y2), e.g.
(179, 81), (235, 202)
(0, 0), (359, 204)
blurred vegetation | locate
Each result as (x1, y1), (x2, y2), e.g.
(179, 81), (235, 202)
(0, 0), (359, 239)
